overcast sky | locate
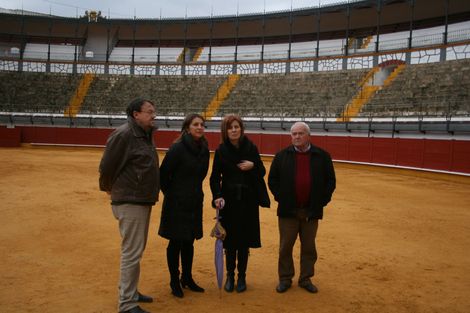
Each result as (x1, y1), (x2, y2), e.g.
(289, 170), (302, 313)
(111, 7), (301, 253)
(0, 0), (342, 18)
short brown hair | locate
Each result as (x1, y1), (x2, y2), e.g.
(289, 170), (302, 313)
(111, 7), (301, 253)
(220, 114), (244, 143)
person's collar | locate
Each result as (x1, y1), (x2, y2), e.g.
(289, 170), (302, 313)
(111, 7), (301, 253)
(294, 143), (311, 153)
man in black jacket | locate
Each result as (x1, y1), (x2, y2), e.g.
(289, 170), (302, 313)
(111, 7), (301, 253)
(268, 122), (335, 294)
(99, 98), (160, 313)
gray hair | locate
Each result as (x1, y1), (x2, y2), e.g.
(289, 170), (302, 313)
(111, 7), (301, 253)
(290, 122), (311, 134)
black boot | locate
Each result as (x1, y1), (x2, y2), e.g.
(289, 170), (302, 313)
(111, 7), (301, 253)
(224, 249), (236, 292)
(224, 272), (235, 292)
(236, 248), (249, 293)
(180, 276), (204, 292)
(167, 242), (184, 298)
(170, 278), (184, 298)
(236, 275), (246, 293)
(181, 241), (204, 292)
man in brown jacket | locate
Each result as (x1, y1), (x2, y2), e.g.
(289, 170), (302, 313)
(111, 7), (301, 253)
(99, 98), (160, 313)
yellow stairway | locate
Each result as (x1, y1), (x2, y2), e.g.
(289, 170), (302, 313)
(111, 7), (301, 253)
(347, 37), (356, 49)
(177, 48), (188, 63)
(192, 47), (204, 62)
(178, 47), (204, 62)
(339, 85), (380, 122)
(360, 35), (373, 49)
(358, 66), (380, 87)
(338, 64), (406, 122)
(64, 73), (95, 117)
(383, 64), (406, 87)
(203, 74), (240, 120)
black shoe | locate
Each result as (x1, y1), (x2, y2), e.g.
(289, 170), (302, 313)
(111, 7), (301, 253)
(137, 292), (153, 303)
(236, 276), (246, 293)
(224, 276), (235, 292)
(170, 280), (184, 298)
(276, 281), (292, 293)
(298, 281), (318, 293)
(181, 277), (205, 292)
(121, 305), (150, 313)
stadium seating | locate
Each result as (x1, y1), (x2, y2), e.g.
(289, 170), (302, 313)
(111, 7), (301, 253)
(80, 75), (226, 116)
(0, 71), (81, 113)
(361, 59), (470, 117)
(1, 59), (469, 120)
(219, 69), (368, 118)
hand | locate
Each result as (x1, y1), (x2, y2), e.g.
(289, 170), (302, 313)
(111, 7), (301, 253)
(237, 160), (254, 171)
(214, 197), (225, 209)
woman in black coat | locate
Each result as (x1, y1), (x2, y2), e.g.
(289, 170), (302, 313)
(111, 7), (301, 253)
(158, 113), (209, 298)
(210, 114), (270, 293)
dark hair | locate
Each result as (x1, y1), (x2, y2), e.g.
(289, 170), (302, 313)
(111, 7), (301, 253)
(125, 98), (155, 118)
(174, 113), (207, 143)
(220, 114), (244, 143)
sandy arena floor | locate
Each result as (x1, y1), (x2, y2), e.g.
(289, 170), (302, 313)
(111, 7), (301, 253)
(0, 145), (469, 313)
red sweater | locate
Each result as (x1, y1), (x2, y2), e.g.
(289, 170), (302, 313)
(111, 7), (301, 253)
(295, 151), (311, 208)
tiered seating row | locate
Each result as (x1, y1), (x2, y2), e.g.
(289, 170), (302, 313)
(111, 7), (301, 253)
(1, 59), (470, 119)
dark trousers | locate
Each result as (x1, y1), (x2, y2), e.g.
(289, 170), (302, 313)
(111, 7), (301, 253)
(166, 239), (195, 281)
(225, 248), (249, 278)
(278, 217), (318, 284)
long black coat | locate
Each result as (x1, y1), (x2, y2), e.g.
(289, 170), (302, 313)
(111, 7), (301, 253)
(158, 133), (209, 241)
(210, 136), (269, 249)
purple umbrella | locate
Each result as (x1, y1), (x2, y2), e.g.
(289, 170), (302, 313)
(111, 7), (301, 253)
(211, 203), (226, 296)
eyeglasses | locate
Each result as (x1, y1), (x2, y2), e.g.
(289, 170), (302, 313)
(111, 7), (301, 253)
(141, 110), (156, 117)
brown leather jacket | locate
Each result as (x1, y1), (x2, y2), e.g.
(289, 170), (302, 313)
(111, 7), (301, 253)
(99, 117), (160, 205)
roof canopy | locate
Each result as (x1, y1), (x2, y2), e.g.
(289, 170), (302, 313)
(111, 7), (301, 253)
(0, 0), (469, 47)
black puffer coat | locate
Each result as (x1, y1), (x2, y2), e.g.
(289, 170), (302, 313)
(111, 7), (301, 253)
(210, 136), (269, 249)
(158, 133), (209, 241)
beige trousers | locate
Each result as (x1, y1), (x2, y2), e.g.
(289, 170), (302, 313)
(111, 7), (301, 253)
(112, 203), (152, 312)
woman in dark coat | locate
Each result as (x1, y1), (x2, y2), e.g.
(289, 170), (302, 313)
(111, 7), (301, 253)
(158, 113), (209, 298)
(210, 114), (270, 293)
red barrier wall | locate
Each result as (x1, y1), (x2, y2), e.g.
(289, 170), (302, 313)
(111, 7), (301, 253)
(7, 126), (470, 175)
(20, 127), (113, 146)
(0, 126), (21, 147)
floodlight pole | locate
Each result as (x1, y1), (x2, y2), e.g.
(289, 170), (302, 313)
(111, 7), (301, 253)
(314, 1), (321, 71)
(287, 2), (293, 74)
(182, 8), (188, 75)
(73, 14), (79, 74)
(441, 0), (449, 62)
(46, 17), (52, 73)
(208, 8), (213, 75)
(406, 0), (415, 64)
(156, 9), (162, 75)
(131, 16), (136, 75)
(343, 0), (351, 70)
(18, 11), (26, 72)
(105, 17), (111, 74)
(374, 0), (381, 67)
(260, 5), (266, 74)
(233, 8), (240, 75)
